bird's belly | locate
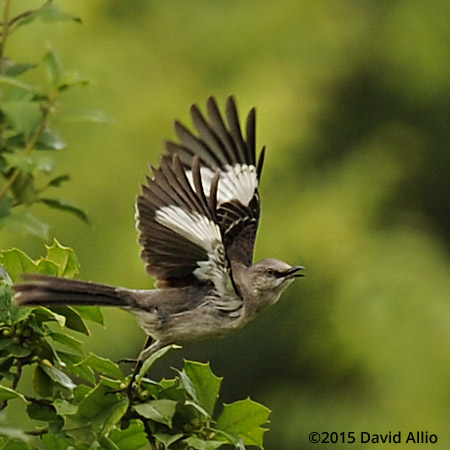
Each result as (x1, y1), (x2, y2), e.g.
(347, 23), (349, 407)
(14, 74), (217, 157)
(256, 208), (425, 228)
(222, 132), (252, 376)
(133, 306), (243, 343)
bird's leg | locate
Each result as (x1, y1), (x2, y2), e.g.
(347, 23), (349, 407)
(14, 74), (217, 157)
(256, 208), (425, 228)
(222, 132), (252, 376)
(131, 335), (154, 378)
(125, 335), (153, 398)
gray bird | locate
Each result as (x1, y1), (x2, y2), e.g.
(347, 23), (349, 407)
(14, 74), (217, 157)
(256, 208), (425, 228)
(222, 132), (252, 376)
(14, 96), (304, 363)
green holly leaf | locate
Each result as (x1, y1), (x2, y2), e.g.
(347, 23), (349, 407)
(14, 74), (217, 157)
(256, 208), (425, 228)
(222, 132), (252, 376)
(133, 399), (178, 427)
(138, 344), (181, 378)
(45, 239), (80, 278)
(36, 259), (59, 276)
(75, 353), (124, 380)
(33, 364), (53, 397)
(35, 307), (66, 328)
(26, 402), (58, 421)
(72, 305), (104, 325)
(183, 361), (222, 417)
(215, 398), (271, 449)
(154, 433), (184, 448)
(0, 249), (38, 282)
(49, 306), (89, 335)
(57, 350), (95, 384)
(40, 433), (76, 450)
(50, 331), (84, 355)
(108, 420), (149, 450)
(183, 436), (224, 450)
(40, 360), (76, 390)
(67, 379), (128, 438)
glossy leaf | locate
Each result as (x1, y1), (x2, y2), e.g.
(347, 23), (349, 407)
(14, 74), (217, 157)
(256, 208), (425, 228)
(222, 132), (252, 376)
(45, 239), (80, 278)
(133, 399), (177, 427)
(40, 433), (75, 450)
(101, 398), (130, 435)
(109, 421), (153, 450)
(57, 350), (95, 384)
(216, 398), (271, 449)
(26, 402), (58, 421)
(49, 306), (89, 335)
(33, 365), (53, 398)
(154, 433), (184, 448)
(183, 436), (224, 450)
(72, 305), (104, 325)
(70, 380), (127, 438)
(6, 344), (31, 358)
(75, 353), (124, 380)
(184, 361), (222, 417)
(40, 360), (76, 390)
(0, 249), (38, 282)
(50, 331), (84, 355)
(35, 307), (66, 328)
(138, 344), (181, 378)
(36, 259), (59, 276)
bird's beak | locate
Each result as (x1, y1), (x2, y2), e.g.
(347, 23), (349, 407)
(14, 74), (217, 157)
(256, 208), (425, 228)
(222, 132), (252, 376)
(281, 265), (305, 280)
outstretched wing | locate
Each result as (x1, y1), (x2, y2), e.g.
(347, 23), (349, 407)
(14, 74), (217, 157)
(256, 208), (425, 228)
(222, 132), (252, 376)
(166, 96), (266, 267)
(136, 154), (235, 300)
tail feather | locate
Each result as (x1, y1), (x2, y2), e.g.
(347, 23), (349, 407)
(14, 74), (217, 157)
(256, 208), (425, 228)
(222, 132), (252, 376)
(13, 274), (124, 307)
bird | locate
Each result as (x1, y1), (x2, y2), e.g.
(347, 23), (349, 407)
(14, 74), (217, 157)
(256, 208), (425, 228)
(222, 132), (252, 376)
(13, 96), (304, 364)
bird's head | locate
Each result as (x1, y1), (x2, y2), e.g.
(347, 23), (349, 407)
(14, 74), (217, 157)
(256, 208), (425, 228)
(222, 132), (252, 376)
(245, 258), (304, 313)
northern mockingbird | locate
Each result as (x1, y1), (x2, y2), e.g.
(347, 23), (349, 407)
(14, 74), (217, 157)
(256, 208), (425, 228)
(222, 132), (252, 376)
(14, 96), (304, 362)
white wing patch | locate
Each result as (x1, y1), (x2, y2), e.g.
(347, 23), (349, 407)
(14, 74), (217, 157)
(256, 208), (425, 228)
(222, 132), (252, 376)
(155, 206), (221, 252)
(185, 164), (258, 206)
(155, 205), (238, 302)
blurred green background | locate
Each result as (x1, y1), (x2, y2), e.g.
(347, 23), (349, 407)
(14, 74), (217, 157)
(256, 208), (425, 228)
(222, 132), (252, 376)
(3, 0), (450, 448)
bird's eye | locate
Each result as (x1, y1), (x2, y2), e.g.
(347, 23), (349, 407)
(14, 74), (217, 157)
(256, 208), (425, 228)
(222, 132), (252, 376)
(265, 269), (274, 276)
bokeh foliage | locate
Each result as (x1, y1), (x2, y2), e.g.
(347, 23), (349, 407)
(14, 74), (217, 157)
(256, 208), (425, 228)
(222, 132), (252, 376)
(2, 0), (450, 449)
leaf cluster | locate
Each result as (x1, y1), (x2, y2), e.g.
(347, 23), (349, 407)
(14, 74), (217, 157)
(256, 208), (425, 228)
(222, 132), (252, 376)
(0, 0), (112, 240)
(0, 243), (270, 450)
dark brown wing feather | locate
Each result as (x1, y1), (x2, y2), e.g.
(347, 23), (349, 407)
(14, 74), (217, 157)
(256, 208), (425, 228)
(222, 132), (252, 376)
(136, 154), (222, 286)
(165, 96), (266, 267)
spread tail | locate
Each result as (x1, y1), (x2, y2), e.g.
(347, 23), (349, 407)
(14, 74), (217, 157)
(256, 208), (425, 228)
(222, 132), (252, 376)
(13, 274), (124, 307)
